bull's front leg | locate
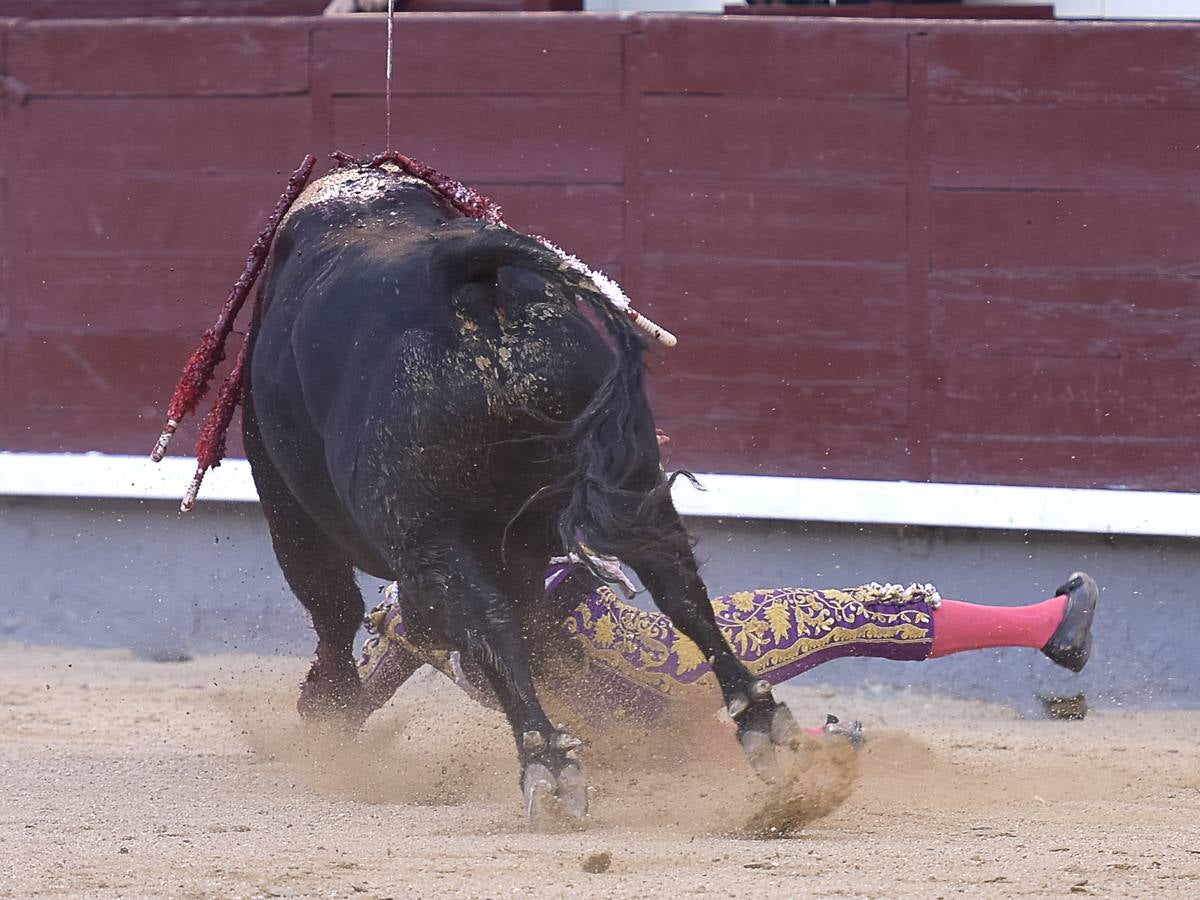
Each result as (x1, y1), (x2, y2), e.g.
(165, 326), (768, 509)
(627, 540), (805, 782)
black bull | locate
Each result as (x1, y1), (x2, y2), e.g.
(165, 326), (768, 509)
(244, 165), (805, 824)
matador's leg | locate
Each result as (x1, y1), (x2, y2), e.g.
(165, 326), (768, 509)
(357, 568), (1098, 726)
(356, 585), (458, 719)
(552, 568), (1097, 723)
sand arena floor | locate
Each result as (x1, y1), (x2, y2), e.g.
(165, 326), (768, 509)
(1, 642), (1198, 898)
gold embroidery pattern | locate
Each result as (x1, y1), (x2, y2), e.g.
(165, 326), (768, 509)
(360, 581), (937, 704)
(562, 584), (935, 698)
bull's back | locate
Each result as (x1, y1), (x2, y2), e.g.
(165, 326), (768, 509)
(247, 169), (613, 563)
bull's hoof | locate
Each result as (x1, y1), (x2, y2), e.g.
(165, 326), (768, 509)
(297, 691), (369, 730)
(736, 700), (808, 783)
(297, 665), (369, 730)
(738, 700), (868, 782)
(523, 759), (588, 832)
(729, 680), (828, 783)
(521, 729), (588, 832)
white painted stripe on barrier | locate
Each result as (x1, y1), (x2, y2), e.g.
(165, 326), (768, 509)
(1, 451), (1197, 538)
(0, 452), (259, 504)
(669, 473), (1200, 538)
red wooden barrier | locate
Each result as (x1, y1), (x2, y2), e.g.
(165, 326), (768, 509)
(0, 1), (328, 16)
(725, 3), (1054, 19)
(1, 14), (1197, 492)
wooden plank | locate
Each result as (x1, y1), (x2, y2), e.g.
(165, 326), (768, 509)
(651, 362), (908, 430)
(930, 104), (1200, 191)
(0, 1), (326, 16)
(23, 331), (218, 414)
(316, 15), (625, 96)
(648, 414), (911, 481)
(16, 257), (254, 335)
(393, 1), (583, 9)
(0, 15), (11, 216)
(928, 357), (1116, 438)
(639, 179), (908, 265)
(724, 3), (900, 17)
(308, 22), (335, 160)
(621, 28), (651, 338)
(0, 18), (10, 333)
(8, 19), (311, 96)
(927, 356), (1200, 440)
(634, 16), (909, 100)
(638, 259), (908, 340)
(12, 173), (300, 259)
(18, 96), (313, 172)
(927, 24), (1200, 107)
(331, 95), (623, 183)
(639, 95), (908, 184)
(0, 341), (12, 447)
(7, 408), (246, 458)
(906, 31), (933, 482)
(1, 19), (21, 449)
(725, 3), (1053, 17)
(931, 437), (1200, 493)
(895, 4), (1052, 17)
(16, 184), (621, 334)
(931, 190), (1200, 276)
(930, 273), (1200, 362)
(663, 331), (907, 383)
(487, 184), (623, 271)
(16, 327), (247, 456)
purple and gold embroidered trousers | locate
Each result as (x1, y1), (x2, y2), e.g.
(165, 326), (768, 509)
(358, 564), (936, 720)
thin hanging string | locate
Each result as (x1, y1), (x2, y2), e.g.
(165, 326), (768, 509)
(385, 0), (394, 151)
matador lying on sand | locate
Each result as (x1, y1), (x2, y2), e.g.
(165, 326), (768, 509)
(357, 556), (1099, 736)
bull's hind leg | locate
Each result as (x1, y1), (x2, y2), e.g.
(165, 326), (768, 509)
(406, 542), (588, 830)
(615, 499), (806, 781)
(244, 414), (368, 727)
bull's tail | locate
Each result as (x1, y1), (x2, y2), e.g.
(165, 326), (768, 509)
(551, 289), (696, 572)
(437, 225), (690, 573)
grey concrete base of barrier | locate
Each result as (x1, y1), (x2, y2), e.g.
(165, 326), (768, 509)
(2, 496), (1195, 712)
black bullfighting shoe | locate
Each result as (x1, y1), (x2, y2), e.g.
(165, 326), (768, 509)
(1041, 571), (1099, 673)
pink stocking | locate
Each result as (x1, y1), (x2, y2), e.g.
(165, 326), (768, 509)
(929, 594), (1068, 658)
